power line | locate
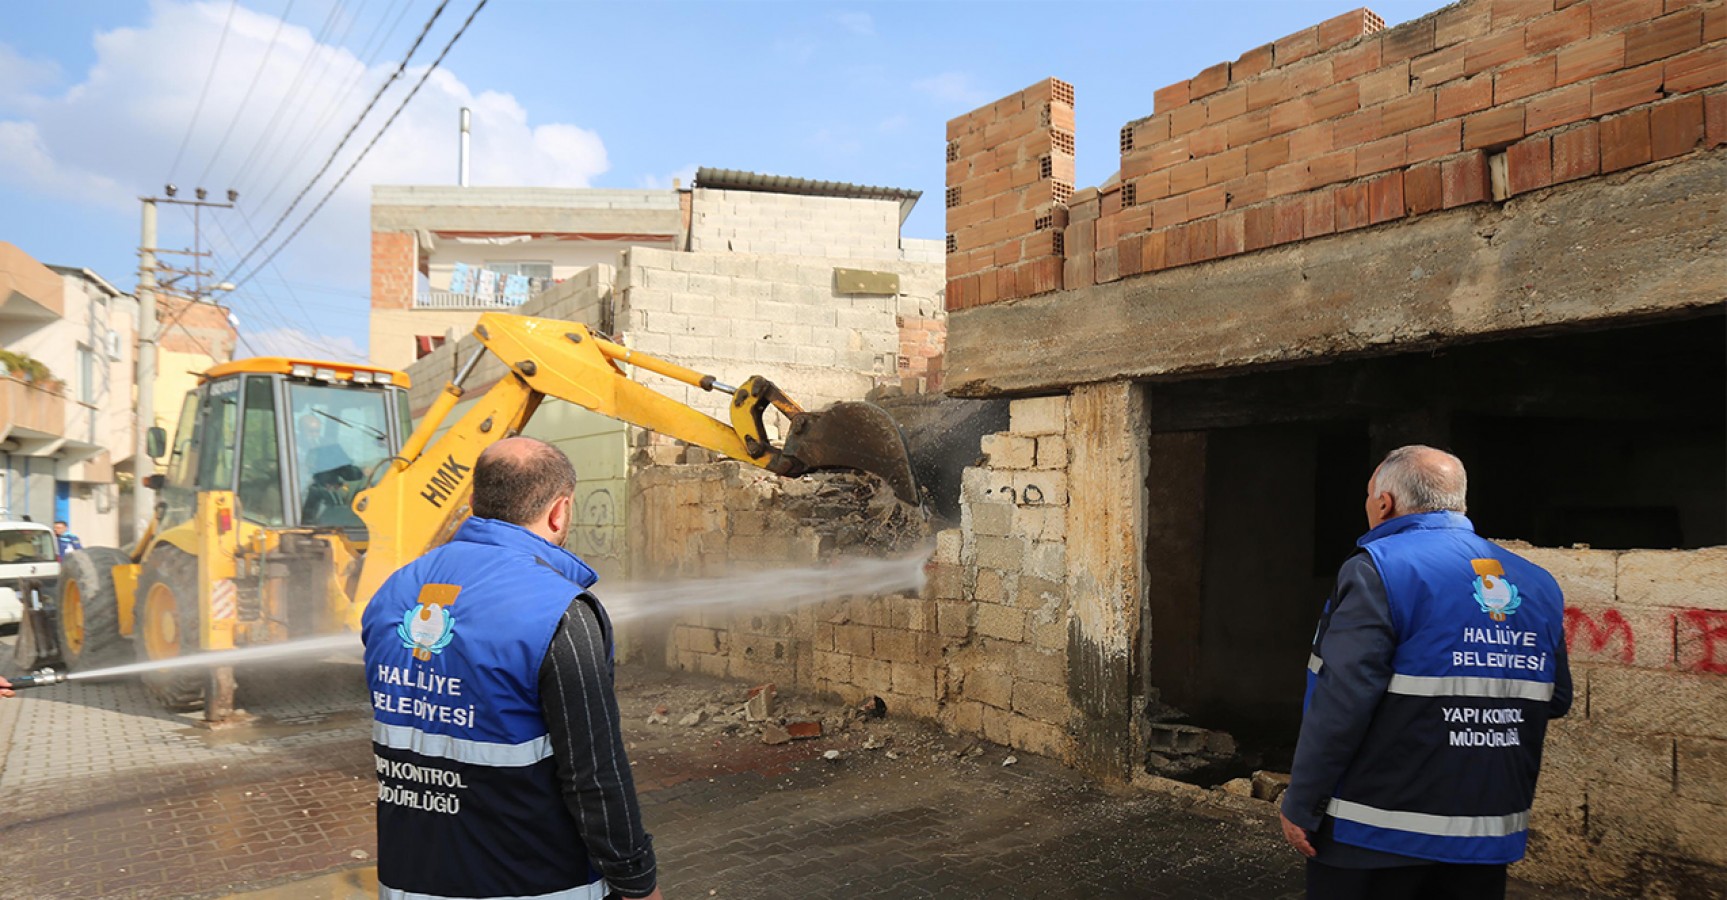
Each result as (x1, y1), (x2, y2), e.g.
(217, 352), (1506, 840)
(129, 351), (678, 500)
(195, 0), (299, 186)
(225, 0), (486, 292)
(167, 0), (240, 181)
(223, 0), (451, 280)
(237, 0), (414, 200)
(227, 0), (353, 197)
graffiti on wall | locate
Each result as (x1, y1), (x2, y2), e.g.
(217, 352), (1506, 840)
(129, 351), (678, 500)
(574, 487), (617, 557)
(1564, 606), (1727, 674)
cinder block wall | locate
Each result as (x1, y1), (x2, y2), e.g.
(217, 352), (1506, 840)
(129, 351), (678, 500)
(688, 189), (905, 262)
(614, 246), (943, 418)
(1516, 545), (1727, 895)
(951, 0), (1725, 306)
(638, 396), (1077, 760)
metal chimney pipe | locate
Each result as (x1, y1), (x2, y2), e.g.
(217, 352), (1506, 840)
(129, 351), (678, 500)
(459, 107), (471, 187)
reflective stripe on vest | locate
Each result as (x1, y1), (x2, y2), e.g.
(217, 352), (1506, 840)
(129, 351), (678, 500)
(373, 721), (553, 768)
(381, 879), (611, 900)
(1307, 653), (1324, 675)
(1386, 673), (1555, 702)
(1329, 798), (1531, 838)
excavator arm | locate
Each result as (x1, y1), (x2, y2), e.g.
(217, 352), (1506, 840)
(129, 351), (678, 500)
(350, 313), (917, 609)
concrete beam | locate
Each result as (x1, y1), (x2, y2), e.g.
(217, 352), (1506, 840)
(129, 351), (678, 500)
(945, 154), (1727, 396)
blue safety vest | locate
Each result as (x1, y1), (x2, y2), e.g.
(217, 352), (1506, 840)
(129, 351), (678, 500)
(1306, 511), (1565, 864)
(362, 516), (610, 900)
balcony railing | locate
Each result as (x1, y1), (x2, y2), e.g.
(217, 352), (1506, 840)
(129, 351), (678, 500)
(412, 290), (537, 310)
(0, 377), (66, 438)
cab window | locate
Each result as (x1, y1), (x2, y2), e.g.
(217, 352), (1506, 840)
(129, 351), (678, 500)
(236, 375), (285, 526)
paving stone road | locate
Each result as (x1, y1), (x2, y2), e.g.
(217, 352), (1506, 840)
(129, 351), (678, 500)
(0, 630), (1601, 899)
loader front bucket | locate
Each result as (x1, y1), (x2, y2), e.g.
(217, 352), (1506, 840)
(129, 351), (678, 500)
(780, 401), (921, 507)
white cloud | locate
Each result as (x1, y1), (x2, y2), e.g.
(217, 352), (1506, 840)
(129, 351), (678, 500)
(878, 114), (910, 133)
(243, 324), (366, 362)
(835, 12), (875, 37)
(638, 163), (698, 190)
(913, 72), (990, 107)
(0, 0), (609, 356)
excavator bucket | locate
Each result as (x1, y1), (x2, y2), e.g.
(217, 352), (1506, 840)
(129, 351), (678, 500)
(780, 401), (921, 507)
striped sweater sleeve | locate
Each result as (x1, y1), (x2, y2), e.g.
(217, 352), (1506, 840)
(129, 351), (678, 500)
(538, 596), (658, 898)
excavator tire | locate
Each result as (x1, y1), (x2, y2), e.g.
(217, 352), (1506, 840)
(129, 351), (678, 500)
(55, 547), (134, 671)
(133, 545), (206, 711)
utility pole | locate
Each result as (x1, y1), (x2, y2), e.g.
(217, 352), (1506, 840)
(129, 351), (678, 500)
(135, 198), (157, 541)
(134, 187), (237, 539)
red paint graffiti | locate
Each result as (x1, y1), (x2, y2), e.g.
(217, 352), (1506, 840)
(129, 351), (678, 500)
(1681, 609), (1727, 675)
(1564, 607), (1635, 664)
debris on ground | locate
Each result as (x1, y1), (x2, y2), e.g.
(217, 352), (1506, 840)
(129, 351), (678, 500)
(647, 705), (671, 726)
(785, 720), (822, 740)
(1251, 770), (1291, 803)
(1002, 756), (1018, 767)
(862, 734), (886, 750)
(761, 724), (792, 745)
(857, 695), (887, 718)
(745, 684), (775, 721)
(822, 750), (842, 761)
(678, 710), (707, 727)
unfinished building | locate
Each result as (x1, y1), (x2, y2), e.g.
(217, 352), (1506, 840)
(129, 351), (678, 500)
(932, 0), (1726, 894)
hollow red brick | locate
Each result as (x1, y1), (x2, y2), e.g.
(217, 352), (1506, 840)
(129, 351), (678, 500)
(1228, 109), (1275, 148)
(1437, 3), (1492, 48)
(1464, 104), (1527, 149)
(1526, 3), (1594, 53)
(1361, 61), (1414, 107)
(1496, 57), (1558, 104)
(1592, 0), (1666, 34)
(1404, 161), (1445, 214)
(1664, 45), (1727, 93)
(1385, 18), (1438, 64)
(1171, 101), (1209, 137)
(1334, 39), (1385, 81)
(1117, 234), (1143, 277)
(1441, 151), (1491, 207)
(1708, 91), (1727, 147)
(1304, 188), (1338, 236)
(1192, 63), (1232, 103)
(1273, 197), (1306, 244)
(1155, 80), (1192, 114)
(1188, 185), (1228, 219)
(1358, 134), (1410, 174)
(1311, 82), (1363, 121)
(1223, 171), (1270, 209)
(1599, 106), (1654, 170)
(1383, 90), (1439, 136)
(1591, 61), (1665, 115)
(1368, 171), (1406, 223)
(1247, 135), (1293, 173)
(1216, 211), (1247, 257)
(1411, 45), (1469, 88)
(1408, 119), (1465, 162)
(1437, 75), (1495, 119)
(1625, 8), (1704, 65)
(1649, 93), (1705, 158)
(1235, 43), (1277, 81)
(1335, 181), (1372, 231)
(1556, 33), (1627, 85)
(1276, 27), (1322, 66)
(1506, 135), (1555, 194)
(1551, 121), (1601, 181)
(1243, 205), (1277, 251)
(1465, 27), (1529, 76)
(1526, 82), (1595, 131)
(1493, 0), (1555, 28)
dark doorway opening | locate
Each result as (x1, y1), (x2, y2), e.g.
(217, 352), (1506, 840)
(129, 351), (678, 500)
(1138, 309), (1726, 781)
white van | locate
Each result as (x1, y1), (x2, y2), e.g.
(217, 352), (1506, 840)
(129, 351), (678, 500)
(0, 520), (60, 627)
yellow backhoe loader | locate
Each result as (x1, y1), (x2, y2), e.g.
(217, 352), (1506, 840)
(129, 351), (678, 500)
(39, 313), (918, 715)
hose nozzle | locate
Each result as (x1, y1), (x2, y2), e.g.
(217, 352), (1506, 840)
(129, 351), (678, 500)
(5, 669), (66, 691)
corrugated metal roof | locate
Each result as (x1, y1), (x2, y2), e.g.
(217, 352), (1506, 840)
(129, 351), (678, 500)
(694, 167), (922, 222)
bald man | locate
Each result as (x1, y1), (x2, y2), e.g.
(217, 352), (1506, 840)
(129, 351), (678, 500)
(363, 437), (660, 900)
(1281, 446), (1572, 900)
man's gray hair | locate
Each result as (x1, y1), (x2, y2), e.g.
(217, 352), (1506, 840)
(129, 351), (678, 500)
(1373, 445), (1468, 514)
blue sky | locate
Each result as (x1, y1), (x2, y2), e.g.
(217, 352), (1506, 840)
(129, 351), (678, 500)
(0, 0), (1447, 358)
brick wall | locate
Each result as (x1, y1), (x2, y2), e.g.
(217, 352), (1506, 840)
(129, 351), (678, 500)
(640, 395), (1077, 760)
(688, 190), (905, 261)
(898, 314), (946, 393)
(156, 295), (237, 359)
(951, 0), (1726, 305)
(1517, 545), (1727, 894)
(945, 78), (1076, 311)
(371, 231), (416, 311)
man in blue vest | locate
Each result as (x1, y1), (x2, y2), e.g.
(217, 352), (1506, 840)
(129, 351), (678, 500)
(363, 436), (660, 900)
(53, 520), (82, 558)
(1280, 445), (1572, 899)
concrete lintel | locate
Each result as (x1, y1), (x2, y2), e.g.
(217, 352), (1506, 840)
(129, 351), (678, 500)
(945, 154), (1727, 397)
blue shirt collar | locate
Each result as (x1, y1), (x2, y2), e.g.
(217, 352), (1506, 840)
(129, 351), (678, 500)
(452, 516), (599, 589)
(1357, 509), (1475, 547)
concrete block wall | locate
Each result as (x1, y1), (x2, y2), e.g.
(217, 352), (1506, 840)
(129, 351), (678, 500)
(613, 246), (944, 420)
(155, 295), (237, 360)
(371, 231), (416, 312)
(924, 395), (1077, 760)
(945, 78), (1076, 311)
(633, 396), (1075, 760)
(1514, 544), (1727, 895)
(951, 0), (1726, 299)
(688, 189), (905, 261)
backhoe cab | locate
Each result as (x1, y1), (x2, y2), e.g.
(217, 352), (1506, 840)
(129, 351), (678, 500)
(37, 317), (919, 717)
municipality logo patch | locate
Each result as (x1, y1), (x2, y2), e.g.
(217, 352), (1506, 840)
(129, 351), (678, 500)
(1470, 559), (1522, 622)
(399, 583), (459, 661)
